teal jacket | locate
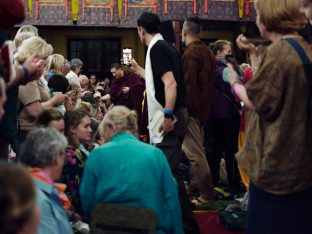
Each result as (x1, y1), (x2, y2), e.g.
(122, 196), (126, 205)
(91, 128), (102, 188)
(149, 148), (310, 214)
(80, 133), (184, 234)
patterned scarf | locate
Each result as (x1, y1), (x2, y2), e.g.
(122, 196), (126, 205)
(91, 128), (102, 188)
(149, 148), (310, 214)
(30, 168), (72, 209)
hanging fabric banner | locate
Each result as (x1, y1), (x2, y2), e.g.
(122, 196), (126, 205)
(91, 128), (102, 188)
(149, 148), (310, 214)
(245, 0), (250, 17)
(204, 0), (208, 14)
(65, 0), (68, 19)
(238, 0), (244, 19)
(35, 0), (39, 19)
(85, 0), (112, 21)
(118, 0), (122, 18)
(82, 0), (85, 21)
(71, 0), (79, 22)
(127, 0), (154, 19)
(164, 0), (168, 14)
(153, 0), (157, 13)
(110, 0), (114, 21)
(28, 0), (32, 16)
(125, 0), (128, 18)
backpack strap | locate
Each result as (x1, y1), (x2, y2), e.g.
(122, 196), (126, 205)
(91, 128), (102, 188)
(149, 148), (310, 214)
(285, 38), (312, 88)
(285, 38), (310, 65)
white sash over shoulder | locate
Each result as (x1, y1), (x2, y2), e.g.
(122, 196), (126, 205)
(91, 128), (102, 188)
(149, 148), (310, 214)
(145, 33), (164, 144)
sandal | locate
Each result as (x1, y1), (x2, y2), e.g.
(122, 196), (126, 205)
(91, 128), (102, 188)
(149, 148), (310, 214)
(191, 196), (213, 207)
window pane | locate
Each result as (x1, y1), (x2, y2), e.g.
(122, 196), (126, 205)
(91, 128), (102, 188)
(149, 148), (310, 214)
(68, 38), (120, 79)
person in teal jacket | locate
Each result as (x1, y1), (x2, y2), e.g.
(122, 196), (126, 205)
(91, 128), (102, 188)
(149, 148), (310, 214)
(80, 106), (184, 234)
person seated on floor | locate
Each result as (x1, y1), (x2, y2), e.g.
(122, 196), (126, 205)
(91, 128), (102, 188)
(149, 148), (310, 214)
(37, 108), (65, 133)
(19, 128), (74, 234)
(61, 110), (92, 216)
(80, 106), (183, 234)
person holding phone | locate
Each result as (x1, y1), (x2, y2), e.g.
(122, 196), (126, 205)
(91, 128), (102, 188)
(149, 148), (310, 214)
(134, 12), (199, 234)
(228, 0), (312, 233)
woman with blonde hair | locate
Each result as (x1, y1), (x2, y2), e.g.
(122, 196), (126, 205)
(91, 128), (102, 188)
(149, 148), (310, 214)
(13, 32), (35, 52)
(47, 54), (65, 81)
(16, 25), (39, 36)
(228, 0), (312, 233)
(17, 37), (67, 143)
(80, 106), (183, 234)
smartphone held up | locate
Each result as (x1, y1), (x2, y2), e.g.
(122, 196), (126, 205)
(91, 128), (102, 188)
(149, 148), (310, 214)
(122, 48), (132, 66)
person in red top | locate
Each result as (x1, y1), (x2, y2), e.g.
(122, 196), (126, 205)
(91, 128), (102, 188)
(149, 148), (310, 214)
(236, 44), (267, 190)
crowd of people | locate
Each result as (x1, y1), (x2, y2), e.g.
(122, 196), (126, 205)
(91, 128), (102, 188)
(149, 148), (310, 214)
(1, 0), (312, 233)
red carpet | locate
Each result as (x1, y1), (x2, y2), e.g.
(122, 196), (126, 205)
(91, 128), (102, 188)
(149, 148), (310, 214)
(194, 211), (244, 234)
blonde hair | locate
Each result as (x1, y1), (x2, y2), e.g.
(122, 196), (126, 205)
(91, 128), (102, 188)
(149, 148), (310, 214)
(255, 0), (306, 34)
(99, 106), (138, 138)
(13, 32), (35, 52)
(76, 101), (92, 114)
(14, 37), (53, 65)
(16, 25), (39, 36)
(47, 54), (65, 74)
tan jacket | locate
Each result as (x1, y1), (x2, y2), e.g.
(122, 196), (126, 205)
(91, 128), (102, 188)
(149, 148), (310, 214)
(236, 38), (312, 195)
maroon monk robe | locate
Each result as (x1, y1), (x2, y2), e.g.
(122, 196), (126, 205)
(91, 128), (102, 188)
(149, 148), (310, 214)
(110, 71), (147, 135)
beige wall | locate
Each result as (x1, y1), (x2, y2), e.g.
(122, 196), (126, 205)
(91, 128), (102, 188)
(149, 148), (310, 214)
(38, 28), (146, 65)
(32, 28), (234, 66)
(201, 31), (234, 41)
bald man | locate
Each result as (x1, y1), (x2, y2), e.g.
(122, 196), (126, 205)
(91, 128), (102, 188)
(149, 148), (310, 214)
(79, 75), (92, 97)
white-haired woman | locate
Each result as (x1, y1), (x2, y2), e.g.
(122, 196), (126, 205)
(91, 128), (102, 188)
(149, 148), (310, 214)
(80, 106), (183, 234)
(19, 128), (73, 234)
(17, 37), (66, 143)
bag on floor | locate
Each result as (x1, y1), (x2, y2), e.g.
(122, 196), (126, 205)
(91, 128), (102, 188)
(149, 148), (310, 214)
(219, 204), (246, 231)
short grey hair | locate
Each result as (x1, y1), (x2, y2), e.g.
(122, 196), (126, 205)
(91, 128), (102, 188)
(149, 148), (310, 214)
(70, 58), (83, 70)
(64, 59), (70, 66)
(19, 128), (68, 168)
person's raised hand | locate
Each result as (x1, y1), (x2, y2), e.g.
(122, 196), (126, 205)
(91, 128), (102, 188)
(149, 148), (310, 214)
(236, 34), (257, 54)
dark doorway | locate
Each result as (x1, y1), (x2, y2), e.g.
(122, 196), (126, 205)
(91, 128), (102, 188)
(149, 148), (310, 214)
(67, 38), (121, 80)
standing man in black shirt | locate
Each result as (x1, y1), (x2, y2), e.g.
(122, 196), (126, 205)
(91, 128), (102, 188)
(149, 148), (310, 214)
(132, 11), (199, 234)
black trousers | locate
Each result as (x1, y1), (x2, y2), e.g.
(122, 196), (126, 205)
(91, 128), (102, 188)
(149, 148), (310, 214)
(0, 138), (9, 160)
(157, 107), (200, 234)
(0, 137), (19, 161)
(205, 115), (241, 190)
(247, 183), (312, 234)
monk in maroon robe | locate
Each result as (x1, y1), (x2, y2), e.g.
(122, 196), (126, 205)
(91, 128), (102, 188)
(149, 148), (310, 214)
(110, 63), (147, 137)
